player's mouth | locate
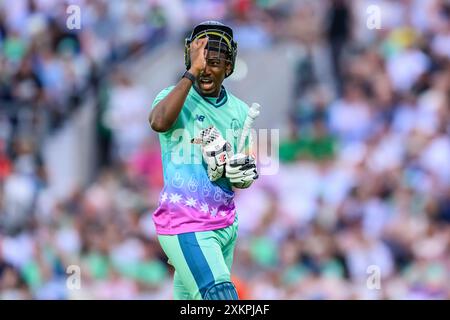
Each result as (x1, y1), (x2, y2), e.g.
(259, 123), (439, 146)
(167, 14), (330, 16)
(199, 78), (215, 91)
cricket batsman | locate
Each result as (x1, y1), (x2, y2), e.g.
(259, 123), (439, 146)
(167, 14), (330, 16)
(148, 21), (259, 300)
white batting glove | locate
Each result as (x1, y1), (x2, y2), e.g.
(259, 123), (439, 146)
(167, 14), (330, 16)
(225, 153), (258, 189)
(193, 126), (233, 181)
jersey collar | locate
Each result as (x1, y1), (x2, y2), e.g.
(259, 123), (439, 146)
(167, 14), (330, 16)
(193, 85), (228, 108)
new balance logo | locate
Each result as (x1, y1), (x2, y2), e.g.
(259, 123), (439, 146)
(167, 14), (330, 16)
(195, 114), (205, 122)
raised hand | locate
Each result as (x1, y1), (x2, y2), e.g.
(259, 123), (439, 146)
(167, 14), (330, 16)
(189, 37), (208, 77)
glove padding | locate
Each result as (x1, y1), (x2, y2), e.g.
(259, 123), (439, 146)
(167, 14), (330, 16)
(193, 126), (232, 181)
(225, 153), (258, 189)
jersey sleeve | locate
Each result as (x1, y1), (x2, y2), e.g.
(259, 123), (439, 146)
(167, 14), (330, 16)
(151, 86), (175, 109)
(151, 86), (184, 135)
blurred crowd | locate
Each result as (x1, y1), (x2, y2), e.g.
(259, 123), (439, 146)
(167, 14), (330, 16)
(0, 0), (169, 299)
(242, 0), (450, 299)
(0, 0), (167, 152)
(1, 0), (449, 299)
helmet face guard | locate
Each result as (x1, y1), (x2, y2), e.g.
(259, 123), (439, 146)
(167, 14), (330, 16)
(184, 21), (238, 78)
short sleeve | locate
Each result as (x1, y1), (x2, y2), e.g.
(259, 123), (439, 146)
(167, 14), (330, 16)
(150, 86), (183, 136)
(151, 86), (175, 109)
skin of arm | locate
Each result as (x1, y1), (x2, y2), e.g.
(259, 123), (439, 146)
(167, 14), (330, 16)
(149, 38), (208, 132)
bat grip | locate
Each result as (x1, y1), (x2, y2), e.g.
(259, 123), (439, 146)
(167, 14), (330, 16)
(238, 120), (253, 154)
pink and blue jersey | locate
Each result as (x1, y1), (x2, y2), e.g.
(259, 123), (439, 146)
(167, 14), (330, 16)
(151, 85), (250, 235)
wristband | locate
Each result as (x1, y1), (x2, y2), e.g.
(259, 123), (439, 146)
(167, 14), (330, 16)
(182, 70), (196, 84)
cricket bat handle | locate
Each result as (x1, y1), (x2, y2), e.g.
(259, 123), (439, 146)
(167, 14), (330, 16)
(238, 102), (260, 154)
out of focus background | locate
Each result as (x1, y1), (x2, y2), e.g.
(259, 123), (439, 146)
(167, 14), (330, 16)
(0, 0), (449, 299)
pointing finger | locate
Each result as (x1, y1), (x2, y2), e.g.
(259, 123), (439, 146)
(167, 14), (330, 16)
(200, 37), (208, 47)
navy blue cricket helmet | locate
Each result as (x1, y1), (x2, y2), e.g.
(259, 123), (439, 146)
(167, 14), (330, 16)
(184, 21), (238, 78)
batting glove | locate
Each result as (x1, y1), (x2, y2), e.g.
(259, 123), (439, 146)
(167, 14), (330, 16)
(225, 153), (258, 189)
(193, 126), (233, 181)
